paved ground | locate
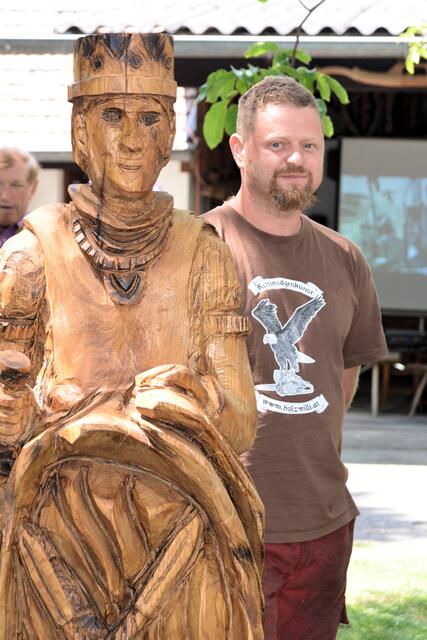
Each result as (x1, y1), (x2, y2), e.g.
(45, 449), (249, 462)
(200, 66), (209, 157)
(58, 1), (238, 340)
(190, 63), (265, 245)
(343, 409), (427, 542)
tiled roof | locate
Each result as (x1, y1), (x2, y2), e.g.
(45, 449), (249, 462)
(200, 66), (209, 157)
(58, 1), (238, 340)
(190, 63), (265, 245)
(1, 0), (426, 37)
(1, 0), (426, 154)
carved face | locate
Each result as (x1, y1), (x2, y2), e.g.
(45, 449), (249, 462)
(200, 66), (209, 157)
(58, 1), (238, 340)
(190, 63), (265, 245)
(76, 95), (175, 199)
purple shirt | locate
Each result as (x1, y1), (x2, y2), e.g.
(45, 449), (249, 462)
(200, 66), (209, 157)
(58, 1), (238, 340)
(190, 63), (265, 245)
(0, 217), (24, 247)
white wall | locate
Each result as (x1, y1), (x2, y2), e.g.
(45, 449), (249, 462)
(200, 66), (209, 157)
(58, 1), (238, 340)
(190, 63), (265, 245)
(28, 168), (64, 212)
(157, 150), (193, 211)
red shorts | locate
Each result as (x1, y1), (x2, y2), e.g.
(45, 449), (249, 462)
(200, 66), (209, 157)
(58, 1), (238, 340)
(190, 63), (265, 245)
(263, 520), (355, 640)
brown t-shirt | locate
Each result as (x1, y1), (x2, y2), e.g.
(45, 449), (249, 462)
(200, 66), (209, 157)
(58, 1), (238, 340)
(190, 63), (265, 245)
(204, 205), (388, 543)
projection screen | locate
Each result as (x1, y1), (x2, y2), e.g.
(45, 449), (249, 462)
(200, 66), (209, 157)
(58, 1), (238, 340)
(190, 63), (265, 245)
(338, 138), (427, 314)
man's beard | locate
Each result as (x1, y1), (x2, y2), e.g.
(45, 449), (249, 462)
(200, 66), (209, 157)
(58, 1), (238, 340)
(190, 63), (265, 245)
(269, 165), (316, 213)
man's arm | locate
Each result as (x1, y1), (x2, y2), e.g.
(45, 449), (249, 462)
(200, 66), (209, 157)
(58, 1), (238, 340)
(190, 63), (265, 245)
(342, 366), (361, 410)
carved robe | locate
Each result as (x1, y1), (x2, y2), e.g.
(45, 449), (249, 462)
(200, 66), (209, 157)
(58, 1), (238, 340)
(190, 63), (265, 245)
(0, 188), (264, 639)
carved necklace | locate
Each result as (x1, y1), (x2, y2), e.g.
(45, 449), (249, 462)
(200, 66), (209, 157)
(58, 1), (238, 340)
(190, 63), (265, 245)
(71, 207), (172, 305)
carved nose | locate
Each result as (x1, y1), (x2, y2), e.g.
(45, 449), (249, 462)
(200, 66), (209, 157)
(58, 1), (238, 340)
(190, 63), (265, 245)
(120, 118), (144, 152)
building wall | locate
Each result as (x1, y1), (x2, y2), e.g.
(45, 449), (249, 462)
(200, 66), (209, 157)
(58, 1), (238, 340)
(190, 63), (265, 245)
(157, 150), (193, 211)
(28, 168), (64, 212)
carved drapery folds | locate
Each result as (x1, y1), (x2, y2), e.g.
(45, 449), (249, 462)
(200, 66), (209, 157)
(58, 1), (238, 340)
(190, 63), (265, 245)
(0, 31), (263, 639)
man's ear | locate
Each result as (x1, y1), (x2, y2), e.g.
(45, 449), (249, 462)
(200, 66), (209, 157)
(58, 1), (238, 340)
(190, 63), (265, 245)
(29, 180), (38, 199)
(229, 133), (245, 169)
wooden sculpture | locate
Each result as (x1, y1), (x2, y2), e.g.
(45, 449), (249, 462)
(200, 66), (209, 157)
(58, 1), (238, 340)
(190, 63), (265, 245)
(0, 33), (264, 639)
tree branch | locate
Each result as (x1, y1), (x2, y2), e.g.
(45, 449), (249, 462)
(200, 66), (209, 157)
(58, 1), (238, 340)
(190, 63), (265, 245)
(291, 0), (327, 66)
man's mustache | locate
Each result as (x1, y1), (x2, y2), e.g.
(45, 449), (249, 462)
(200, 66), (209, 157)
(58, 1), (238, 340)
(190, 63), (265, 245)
(274, 164), (308, 177)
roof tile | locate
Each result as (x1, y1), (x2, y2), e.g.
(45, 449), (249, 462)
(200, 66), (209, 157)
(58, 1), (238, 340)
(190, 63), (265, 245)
(1, 0), (426, 37)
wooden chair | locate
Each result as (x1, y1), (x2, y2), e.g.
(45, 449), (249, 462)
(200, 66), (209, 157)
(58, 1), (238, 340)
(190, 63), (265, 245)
(394, 362), (427, 416)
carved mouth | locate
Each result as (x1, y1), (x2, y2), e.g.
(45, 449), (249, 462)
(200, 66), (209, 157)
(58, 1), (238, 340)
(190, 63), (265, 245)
(118, 163), (143, 172)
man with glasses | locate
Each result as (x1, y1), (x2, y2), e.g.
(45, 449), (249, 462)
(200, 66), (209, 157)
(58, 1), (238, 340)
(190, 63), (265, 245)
(0, 147), (39, 247)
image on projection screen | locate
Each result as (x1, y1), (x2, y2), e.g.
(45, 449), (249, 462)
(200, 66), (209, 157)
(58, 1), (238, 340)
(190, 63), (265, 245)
(338, 138), (427, 313)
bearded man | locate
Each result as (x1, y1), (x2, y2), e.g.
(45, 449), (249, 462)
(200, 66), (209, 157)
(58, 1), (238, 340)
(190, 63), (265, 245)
(0, 33), (263, 639)
(204, 76), (387, 640)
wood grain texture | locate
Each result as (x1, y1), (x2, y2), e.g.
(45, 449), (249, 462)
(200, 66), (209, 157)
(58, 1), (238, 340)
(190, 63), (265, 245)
(0, 31), (263, 639)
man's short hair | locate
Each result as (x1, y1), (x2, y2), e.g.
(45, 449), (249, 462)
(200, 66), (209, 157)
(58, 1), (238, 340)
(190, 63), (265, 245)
(236, 76), (319, 138)
(0, 147), (40, 184)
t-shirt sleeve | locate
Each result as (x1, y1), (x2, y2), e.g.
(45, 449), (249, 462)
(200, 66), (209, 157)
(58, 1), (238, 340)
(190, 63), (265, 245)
(342, 246), (388, 368)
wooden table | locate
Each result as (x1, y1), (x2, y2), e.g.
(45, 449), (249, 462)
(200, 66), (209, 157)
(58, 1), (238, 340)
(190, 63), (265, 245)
(370, 352), (401, 416)
(394, 363), (427, 417)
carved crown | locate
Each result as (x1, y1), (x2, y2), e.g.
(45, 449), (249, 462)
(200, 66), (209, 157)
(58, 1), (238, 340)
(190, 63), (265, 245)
(68, 33), (177, 102)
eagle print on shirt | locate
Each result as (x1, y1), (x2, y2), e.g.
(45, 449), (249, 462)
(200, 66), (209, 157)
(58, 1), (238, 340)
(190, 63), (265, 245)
(248, 275), (329, 415)
(252, 295), (325, 396)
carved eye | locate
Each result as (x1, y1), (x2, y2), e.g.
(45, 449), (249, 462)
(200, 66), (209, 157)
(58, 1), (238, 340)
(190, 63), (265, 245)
(164, 56), (172, 70)
(140, 112), (160, 125)
(93, 57), (103, 70)
(101, 108), (122, 122)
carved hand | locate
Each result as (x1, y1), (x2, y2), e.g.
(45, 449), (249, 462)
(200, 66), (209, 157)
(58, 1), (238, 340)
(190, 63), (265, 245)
(133, 364), (225, 432)
(0, 350), (36, 466)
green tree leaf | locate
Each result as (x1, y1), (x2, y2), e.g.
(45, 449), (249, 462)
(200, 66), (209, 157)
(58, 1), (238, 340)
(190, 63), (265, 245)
(199, 24), (351, 147)
(203, 101), (228, 149)
(236, 77), (250, 94)
(400, 23), (427, 75)
(273, 48), (311, 65)
(316, 73), (331, 101)
(400, 22), (427, 38)
(316, 98), (327, 117)
(230, 65), (244, 78)
(244, 42), (280, 58)
(196, 82), (207, 103)
(245, 63), (261, 77)
(273, 50), (292, 67)
(292, 49), (312, 64)
(277, 65), (299, 80)
(408, 47), (421, 64)
(406, 58), (415, 74)
(325, 75), (350, 104)
(322, 114), (334, 138)
(205, 69), (233, 103)
(225, 104), (238, 136)
(219, 74), (237, 100)
(295, 66), (316, 92)
(401, 26), (420, 37)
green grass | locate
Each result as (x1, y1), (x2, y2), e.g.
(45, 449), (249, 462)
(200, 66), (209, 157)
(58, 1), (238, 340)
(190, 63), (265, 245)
(337, 540), (427, 640)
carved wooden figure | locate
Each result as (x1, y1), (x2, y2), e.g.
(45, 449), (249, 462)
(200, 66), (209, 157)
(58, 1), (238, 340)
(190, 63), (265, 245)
(0, 33), (264, 639)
